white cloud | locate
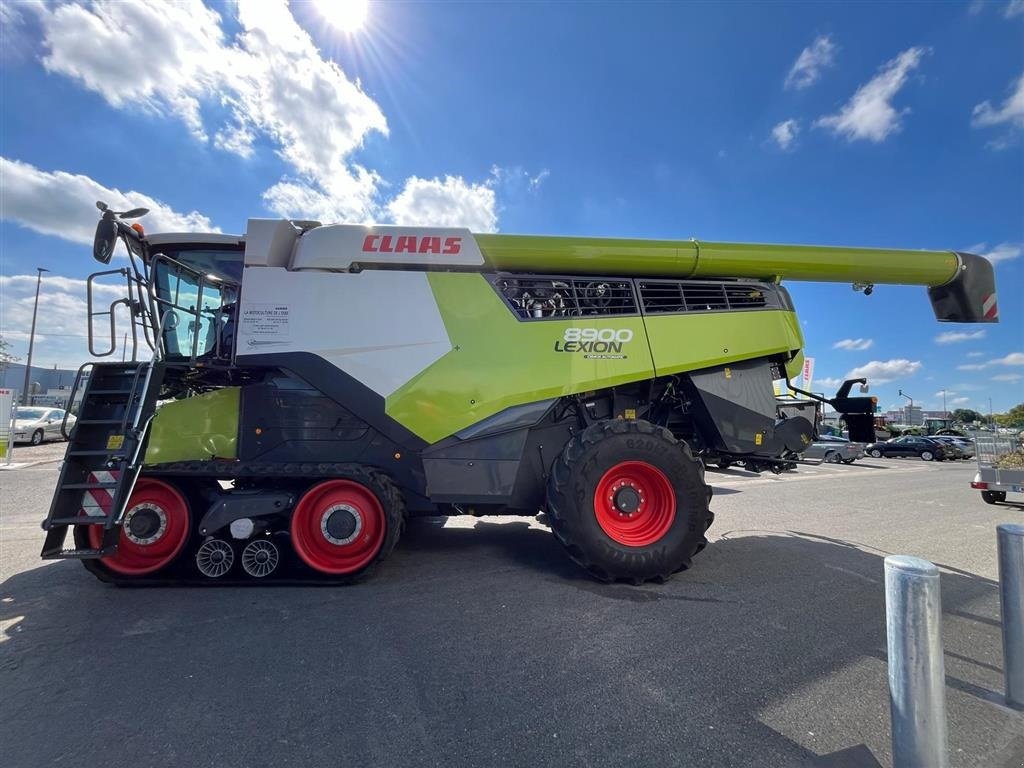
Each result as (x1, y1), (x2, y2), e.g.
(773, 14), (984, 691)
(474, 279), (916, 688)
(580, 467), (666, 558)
(0, 1), (23, 28)
(950, 396), (971, 405)
(816, 377), (844, 390)
(771, 119), (800, 150)
(993, 373), (1023, 382)
(815, 47), (927, 142)
(845, 359), (922, 384)
(972, 73), (1024, 149)
(967, 351), (985, 357)
(966, 242), (1022, 265)
(935, 329), (986, 344)
(934, 390), (957, 398)
(0, 156), (218, 244)
(28, 0), (502, 226)
(1007, 1), (1024, 18)
(991, 352), (1024, 366)
(957, 363), (988, 371)
(529, 169), (550, 191)
(833, 337), (873, 351)
(385, 176), (498, 232)
(784, 35), (836, 90)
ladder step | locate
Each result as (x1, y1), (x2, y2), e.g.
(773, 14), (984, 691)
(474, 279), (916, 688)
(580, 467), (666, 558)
(74, 419), (124, 426)
(85, 389), (133, 395)
(59, 482), (119, 490)
(46, 516), (112, 526)
(67, 449), (129, 457)
(42, 547), (115, 560)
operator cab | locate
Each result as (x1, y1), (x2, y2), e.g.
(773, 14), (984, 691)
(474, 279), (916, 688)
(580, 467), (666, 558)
(87, 201), (244, 367)
(146, 234), (244, 363)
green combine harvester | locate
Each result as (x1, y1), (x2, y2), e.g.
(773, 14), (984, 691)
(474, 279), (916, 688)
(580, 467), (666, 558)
(40, 204), (998, 584)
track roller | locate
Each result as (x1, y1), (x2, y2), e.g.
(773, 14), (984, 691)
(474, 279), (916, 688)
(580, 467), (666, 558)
(241, 539), (279, 578)
(195, 538), (234, 578)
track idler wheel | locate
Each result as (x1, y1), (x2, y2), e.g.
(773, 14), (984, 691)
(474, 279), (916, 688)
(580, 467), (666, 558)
(88, 478), (191, 577)
(195, 538), (234, 578)
(290, 470), (405, 579)
(241, 539), (280, 578)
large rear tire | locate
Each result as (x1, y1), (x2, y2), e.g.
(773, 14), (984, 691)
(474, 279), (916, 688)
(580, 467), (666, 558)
(546, 420), (712, 584)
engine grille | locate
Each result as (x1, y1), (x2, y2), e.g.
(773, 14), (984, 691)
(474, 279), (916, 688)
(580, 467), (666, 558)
(493, 276), (638, 320)
(638, 281), (770, 314)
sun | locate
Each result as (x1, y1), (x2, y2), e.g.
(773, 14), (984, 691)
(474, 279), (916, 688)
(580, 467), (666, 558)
(314, 0), (369, 33)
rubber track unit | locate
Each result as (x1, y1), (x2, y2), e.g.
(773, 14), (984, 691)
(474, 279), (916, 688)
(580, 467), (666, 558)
(74, 465), (406, 587)
(546, 419), (713, 584)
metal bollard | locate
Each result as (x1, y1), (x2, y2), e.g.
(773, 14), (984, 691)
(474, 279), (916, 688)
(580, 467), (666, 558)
(884, 555), (949, 768)
(998, 523), (1024, 710)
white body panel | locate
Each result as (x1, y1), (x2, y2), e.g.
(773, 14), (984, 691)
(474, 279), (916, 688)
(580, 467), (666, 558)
(291, 224), (484, 270)
(235, 268), (452, 397)
(243, 219), (300, 267)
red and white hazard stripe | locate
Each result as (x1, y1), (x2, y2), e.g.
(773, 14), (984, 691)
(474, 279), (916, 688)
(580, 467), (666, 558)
(982, 293), (998, 320)
(80, 470), (119, 517)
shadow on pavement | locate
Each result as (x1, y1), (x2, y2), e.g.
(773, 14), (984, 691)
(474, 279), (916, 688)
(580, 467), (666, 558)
(1, 522), (1020, 768)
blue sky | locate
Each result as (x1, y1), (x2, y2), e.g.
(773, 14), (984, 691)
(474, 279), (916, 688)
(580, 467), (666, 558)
(1, 0), (1021, 415)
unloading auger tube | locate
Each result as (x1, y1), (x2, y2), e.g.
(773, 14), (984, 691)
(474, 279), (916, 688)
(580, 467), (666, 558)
(473, 234), (997, 323)
(40, 211), (999, 587)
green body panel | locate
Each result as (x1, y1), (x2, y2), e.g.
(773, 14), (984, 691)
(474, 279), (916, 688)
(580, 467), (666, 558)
(474, 234), (959, 286)
(144, 387), (240, 464)
(645, 310), (804, 378)
(386, 273), (656, 443)
(385, 274), (805, 443)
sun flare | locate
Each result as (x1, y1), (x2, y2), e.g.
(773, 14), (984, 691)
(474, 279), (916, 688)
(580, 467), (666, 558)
(314, 0), (369, 33)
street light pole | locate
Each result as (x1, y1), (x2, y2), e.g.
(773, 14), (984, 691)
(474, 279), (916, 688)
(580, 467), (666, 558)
(942, 389), (947, 420)
(20, 267), (49, 406)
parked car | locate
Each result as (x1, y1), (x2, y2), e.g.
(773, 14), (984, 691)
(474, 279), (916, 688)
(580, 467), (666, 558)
(11, 407), (75, 445)
(801, 434), (865, 464)
(930, 435), (974, 460)
(864, 436), (947, 461)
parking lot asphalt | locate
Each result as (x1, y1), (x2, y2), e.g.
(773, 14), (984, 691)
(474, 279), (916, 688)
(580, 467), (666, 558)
(1, 453), (1022, 768)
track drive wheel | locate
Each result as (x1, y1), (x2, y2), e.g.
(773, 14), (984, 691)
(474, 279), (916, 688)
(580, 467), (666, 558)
(86, 478), (192, 577)
(546, 419), (713, 584)
(290, 468), (405, 581)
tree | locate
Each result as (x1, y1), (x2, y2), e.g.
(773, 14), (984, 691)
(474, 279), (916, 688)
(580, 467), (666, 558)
(0, 335), (19, 378)
(951, 408), (984, 424)
(995, 403), (1024, 429)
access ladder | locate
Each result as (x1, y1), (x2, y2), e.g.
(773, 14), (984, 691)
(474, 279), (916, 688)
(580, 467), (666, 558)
(40, 361), (165, 559)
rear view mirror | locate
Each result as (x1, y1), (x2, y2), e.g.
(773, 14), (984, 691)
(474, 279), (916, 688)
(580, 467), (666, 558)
(93, 211), (118, 264)
(859, 383), (870, 394)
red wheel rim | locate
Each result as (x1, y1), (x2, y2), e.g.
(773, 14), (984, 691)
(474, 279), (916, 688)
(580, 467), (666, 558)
(593, 461), (676, 547)
(87, 479), (191, 576)
(290, 480), (386, 575)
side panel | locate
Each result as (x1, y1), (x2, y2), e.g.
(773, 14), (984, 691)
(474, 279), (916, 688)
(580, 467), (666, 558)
(144, 387), (239, 464)
(235, 268), (452, 398)
(386, 273), (656, 443)
(644, 310), (804, 377)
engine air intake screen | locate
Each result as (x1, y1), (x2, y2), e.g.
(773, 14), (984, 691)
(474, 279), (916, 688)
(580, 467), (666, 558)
(494, 276), (638, 320)
(639, 281), (770, 314)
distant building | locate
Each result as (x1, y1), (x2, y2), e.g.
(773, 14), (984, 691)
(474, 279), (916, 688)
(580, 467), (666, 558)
(0, 362), (79, 406)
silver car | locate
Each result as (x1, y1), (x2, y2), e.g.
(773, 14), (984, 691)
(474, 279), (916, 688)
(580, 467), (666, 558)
(801, 434), (865, 464)
(11, 407), (76, 445)
(931, 435), (974, 459)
